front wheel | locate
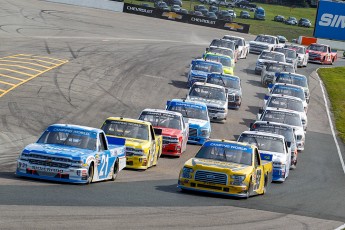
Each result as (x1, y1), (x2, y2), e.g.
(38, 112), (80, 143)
(246, 179), (253, 198)
(111, 160), (119, 181)
(86, 163), (94, 184)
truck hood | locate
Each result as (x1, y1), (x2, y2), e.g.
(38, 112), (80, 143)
(188, 96), (226, 107)
(155, 126), (182, 137)
(125, 138), (150, 149)
(187, 158), (252, 173)
(308, 50), (323, 55)
(190, 70), (208, 77)
(23, 143), (93, 159)
(250, 41), (270, 46)
(259, 150), (286, 164)
(227, 88), (241, 96)
(187, 118), (209, 128)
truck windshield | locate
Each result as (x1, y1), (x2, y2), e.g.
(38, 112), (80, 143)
(255, 36), (274, 44)
(259, 52), (285, 62)
(267, 96), (304, 112)
(276, 74), (308, 87)
(139, 112), (181, 130)
(168, 105), (208, 120)
(238, 134), (285, 154)
(271, 86), (305, 101)
(37, 130), (96, 151)
(210, 39), (235, 50)
(262, 110), (302, 127)
(189, 85), (226, 101)
(208, 47), (234, 59)
(205, 55), (231, 67)
(250, 123), (295, 143)
(207, 76), (240, 89)
(267, 63), (294, 73)
(195, 145), (252, 165)
(102, 120), (149, 140)
(192, 61), (223, 73)
(308, 44), (327, 52)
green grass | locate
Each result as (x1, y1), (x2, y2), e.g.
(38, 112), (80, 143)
(125, 0), (316, 40)
(318, 67), (345, 142)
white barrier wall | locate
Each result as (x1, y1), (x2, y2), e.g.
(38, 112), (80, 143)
(46, 0), (124, 12)
(317, 39), (345, 51)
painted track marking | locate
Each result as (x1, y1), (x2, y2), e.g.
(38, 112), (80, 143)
(0, 54), (68, 97)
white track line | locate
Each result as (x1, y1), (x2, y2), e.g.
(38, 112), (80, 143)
(334, 223), (345, 230)
(317, 69), (345, 174)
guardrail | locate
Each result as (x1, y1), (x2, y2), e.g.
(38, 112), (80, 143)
(123, 3), (250, 34)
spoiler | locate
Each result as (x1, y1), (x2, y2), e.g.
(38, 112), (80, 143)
(107, 136), (126, 146)
(260, 153), (273, 161)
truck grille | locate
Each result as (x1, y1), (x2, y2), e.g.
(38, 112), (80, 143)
(195, 170), (227, 185)
(309, 53), (320, 59)
(162, 135), (179, 144)
(228, 94), (235, 102)
(208, 106), (224, 114)
(250, 44), (268, 51)
(25, 154), (72, 168)
(126, 147), (135, 156)
(189, 128), (198, 136)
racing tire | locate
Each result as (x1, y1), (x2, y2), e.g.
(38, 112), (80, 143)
(262, 175), (268, 195)
(246, 179), (253, 199)
(86, 163), (94, 184)
(111, 160), (119, 181)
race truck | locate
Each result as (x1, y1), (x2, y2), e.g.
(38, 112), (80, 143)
(255, 50), (286, 75)
(250, 121), (298, 169)
(177, 139), (273, 198)
(222, 35), (249, 59)
(238, 131), (291, 182)
(257, 107), (305, 151)
(274, 47), (298, 71)
(209, 39), (239, 62)
(284, 44), (309, 67)
(204, 46), (235, 64)
(274, 72), (310, 103)
(187, 59), (223, 87)
(307, 43), (337, 64)
(101, 117), (163, 170)
(263, 94), (308, 130)
(267, 83), (308, 111)
(261, 62), (295, 86)
(166, 99), (211, 145)
(138, 109), (188, 157)
(206, 73), (242, 109)
(186, 82), (228, 122)
(204, 52), (234, 75)
(16, 124), (126, 184)
(249, 34), (284, 54)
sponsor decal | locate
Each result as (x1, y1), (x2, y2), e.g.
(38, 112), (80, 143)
(162, 12), (182, 20)
(274, 85), (302, 91)
(141, 111), (178, 119)
(319, 14), (345, 28)
(243, 134), (281, 141)
(190, 17), (216, 25)
(31, 166), (64, 173)
(50, 128), (92, 137)
(205, 142), (252, 152)
(224, 23), (244, 31)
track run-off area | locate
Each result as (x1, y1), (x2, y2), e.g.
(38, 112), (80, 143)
(0, 0), (345, 229)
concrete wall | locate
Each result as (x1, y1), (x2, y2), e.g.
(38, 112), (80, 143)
(317, 39), (345, 51)
(46, 0), (124, 12)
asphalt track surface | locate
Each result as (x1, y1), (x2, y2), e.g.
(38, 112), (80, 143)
(0, 0), (345, 229)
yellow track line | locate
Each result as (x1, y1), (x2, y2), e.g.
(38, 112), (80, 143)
(0, 68), (34, 77)
(0, 80), (15, 86)
(0, 89), (6, 92)
(0, 60), (68, 98)
(18, 54), (67, 63)
(6, 56), (58, 65)
(0, 60), (51, 68)
(0, 54), (25, 60)
(0, 64), (42, 73)
(0, 73), (25, 82)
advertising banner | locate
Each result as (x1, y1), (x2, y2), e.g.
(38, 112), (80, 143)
(123, 3), (250, 34)
(314, 0), (345, 41)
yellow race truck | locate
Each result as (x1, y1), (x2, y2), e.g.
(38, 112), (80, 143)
(178, 139), (273, 198)
(101, 117), (163, 170)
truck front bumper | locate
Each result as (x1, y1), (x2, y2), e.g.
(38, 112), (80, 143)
(126, 155), (149, 169)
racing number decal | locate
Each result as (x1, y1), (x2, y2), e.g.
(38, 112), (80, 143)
(99, 155), (109, 177)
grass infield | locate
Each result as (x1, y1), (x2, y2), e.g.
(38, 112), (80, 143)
(318, 67), (345, 142)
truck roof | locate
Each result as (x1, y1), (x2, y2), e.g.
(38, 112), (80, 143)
(241, 130), (285, 140)
(105, 117), (152, 126)
(223, 35), (244, 40)
(268, 94), (304, 102)
(252, 121), (294, 130)
(264, 107), (302, 116)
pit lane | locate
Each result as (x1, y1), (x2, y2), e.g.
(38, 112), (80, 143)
(0, 0), (344, 229)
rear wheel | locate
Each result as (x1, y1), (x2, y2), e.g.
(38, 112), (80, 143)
(111, 160), (119, 181)
(86, 163), (94, 184)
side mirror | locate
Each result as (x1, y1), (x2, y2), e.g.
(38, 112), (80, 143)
(205, 47), (209, 52)
(249, 122), (253, 129)
(268, 83), (273, 89)
(191, 60), (196, 66)
(154, 128), (162, 135)
(264, 95), (269, 100)
(166, 100), (171, 109)
(258, 108), (263, 114)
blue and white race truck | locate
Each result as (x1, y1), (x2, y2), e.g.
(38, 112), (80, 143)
(16, 124), (126, 184)
(166, 99), (211, 145)
(187, 59), (223, 87)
